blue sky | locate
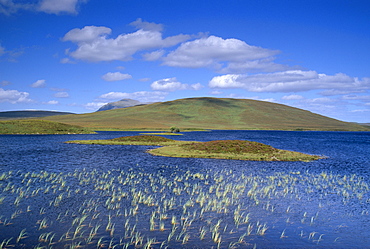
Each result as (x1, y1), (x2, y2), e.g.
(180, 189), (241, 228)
(1, 0), (369, 123)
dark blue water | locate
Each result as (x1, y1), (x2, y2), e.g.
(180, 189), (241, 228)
(0, 130), (369, 248)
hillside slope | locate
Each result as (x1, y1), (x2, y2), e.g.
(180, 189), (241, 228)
(0, 110), (74, 120)
(0, 120), (95, 134)
(43, 97), (369, 131)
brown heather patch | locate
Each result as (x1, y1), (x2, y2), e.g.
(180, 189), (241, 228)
(181, 140), (277, 154)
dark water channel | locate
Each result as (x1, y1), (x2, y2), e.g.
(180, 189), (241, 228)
(0, 130), (369, 248)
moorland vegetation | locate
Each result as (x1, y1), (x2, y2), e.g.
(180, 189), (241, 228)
(67, 135), (323, 161)
(0, 120), (95, 134)
(44, 98), (370, 131)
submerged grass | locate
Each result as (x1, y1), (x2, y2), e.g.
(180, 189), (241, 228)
(0, 168), (368, 248)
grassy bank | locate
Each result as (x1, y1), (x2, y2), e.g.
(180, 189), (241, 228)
(67, 135), (323, 161)
(0, 119), (95, 134)
(66, 135), (191, 146)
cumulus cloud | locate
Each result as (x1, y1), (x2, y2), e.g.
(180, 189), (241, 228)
(54, 91), (69, 98)
(62, 22), (191, 62)
(98, 91), (168, 102)
(209, 70), (370, 93)
(162, 35), (285, 73)
(63, 26), (111, 43)
(31, 79), (46, 88)
(101, 72), (132, 82)
(150, 77), (203, 92)
(0, 88), (31, 103)
(38, 0), (87, 14)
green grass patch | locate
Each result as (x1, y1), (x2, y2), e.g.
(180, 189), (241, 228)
(66, 135), (192, 146)
(66, 135), (323, 161)
(140, 132), (183, 135)
(0, 119), (95, 134)
(149, 143), (323, 162)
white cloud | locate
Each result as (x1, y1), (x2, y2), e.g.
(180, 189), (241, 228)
(162, 35), (284, 73)
(54, 91), (69, 98)
(130, 18), (163, 32)
(0, 88), (31, 103)
(0, 0), (33, 15)
(0, 0), (86, 15)
(31, 79), (46, 88)
(63, 26), (112, 43)
(102, 72), (132, 82)
(116, 66), (125, 70)
(351, 109), (370, 113)
(38, 0), (87, 14)
(209, 70), (370, 93)
(342, 95), (370, 101)
(98, 91), (168, 102)
(63, 23), (191, 62)
(191, 83), (203, 90)
(0, 43), (23, 62)
(282, 94), (304, 100)
(211, 90), (223, 95)
(142, 50), (165, 61)
(84, 102), (107, 110)
(150, 78), (187, 91)
(60, 57), (75, 64)
(139, 78), (151, 82)
(150, 77), (203, 92)
(45, 100), (59, 105)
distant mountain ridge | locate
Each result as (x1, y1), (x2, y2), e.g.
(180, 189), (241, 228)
(97, 99), (146, 111)
(0, 110), (74, 120)
(43, 97), (370, 131)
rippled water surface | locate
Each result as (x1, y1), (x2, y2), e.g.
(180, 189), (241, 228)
(0, 130), (369, 248)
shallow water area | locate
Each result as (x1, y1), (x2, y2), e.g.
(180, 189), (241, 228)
(0, 130), (369, 248)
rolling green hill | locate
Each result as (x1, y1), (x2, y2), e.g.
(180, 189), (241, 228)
(0, 110), (74, 120)
(43, 97), (369, 131)
(0, 120), (95, 134)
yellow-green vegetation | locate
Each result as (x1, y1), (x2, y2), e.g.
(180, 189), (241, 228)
(66, 135), (191, 146)
(0, 168), (368, 248)
(141, 132), (183, 135)
(0, 119), (95, 134)
(149, 139), (323, 161)
(43, 97), (370, 131)
(67, 135), (323, 161)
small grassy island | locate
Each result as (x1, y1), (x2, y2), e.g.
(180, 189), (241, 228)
(0, 119), (95, 134)
(67, 135), (323, 161)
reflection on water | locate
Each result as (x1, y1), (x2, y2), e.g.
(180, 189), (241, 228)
(0, 130), (369, 248)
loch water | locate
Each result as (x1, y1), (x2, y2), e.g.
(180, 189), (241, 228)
(0, 130), (369, 248)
